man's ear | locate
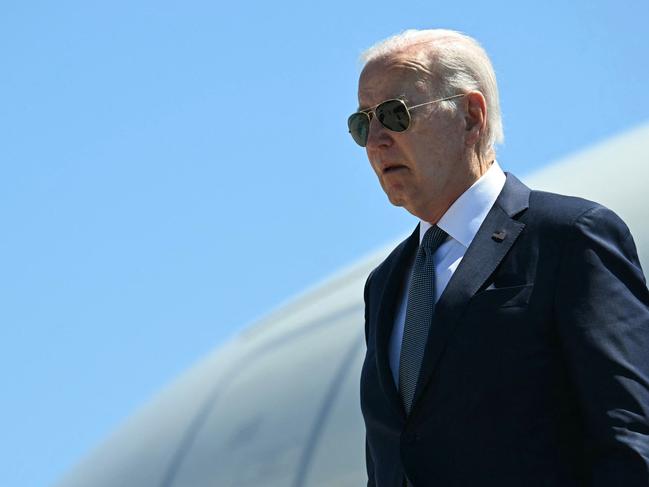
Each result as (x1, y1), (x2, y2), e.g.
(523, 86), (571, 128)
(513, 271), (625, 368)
(464, 91), (487, 147)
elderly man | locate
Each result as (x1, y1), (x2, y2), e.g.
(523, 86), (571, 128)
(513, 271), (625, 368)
(352, 29), (649, 486)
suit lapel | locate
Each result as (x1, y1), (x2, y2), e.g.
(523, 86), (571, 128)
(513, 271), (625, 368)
(374, 226), (419, 419)
(410, 174), (531, 415)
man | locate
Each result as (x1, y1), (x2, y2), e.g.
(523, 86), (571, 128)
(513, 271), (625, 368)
(352, 29), (649, 486)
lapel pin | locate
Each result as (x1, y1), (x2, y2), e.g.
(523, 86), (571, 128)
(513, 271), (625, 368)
(492, 230), (507, 242)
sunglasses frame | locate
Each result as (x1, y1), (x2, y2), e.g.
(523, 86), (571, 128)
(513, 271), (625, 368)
(348, 93), (466, 147)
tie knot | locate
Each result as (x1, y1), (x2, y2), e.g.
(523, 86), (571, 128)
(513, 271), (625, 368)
(421, 225), (447, 255)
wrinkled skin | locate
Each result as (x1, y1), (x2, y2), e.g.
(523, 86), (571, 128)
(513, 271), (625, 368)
(358, 49), (490, 224)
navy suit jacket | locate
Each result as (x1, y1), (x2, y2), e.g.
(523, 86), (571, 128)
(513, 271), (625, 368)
(361, 173), (649, 486)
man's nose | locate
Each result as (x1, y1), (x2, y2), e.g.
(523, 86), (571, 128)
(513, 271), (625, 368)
(365, 116), (394, 149)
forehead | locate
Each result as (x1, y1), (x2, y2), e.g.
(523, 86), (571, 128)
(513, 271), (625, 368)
(358, 52), (434, 108)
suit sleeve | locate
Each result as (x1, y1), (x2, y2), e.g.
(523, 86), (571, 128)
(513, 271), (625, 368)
(555, 205), (649, 485)
(363, 270), (376, 487)
(365, 436), (376, 487)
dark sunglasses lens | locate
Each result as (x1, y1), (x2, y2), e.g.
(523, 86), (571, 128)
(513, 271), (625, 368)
(348, 112), (370, 147)
(376, 100), (410, 132)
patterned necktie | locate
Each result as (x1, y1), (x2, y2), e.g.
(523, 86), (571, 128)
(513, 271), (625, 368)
(399, 224), (448, 416)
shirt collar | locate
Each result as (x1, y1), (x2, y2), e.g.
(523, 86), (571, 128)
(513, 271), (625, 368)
(419, 160), (506, 248)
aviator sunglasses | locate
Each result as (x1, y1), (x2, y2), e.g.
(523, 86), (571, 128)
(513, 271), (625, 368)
(347, 94), (465, 147)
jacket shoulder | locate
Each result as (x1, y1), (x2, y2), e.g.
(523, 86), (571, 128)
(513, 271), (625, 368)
(528, 189), (629, 231)
(528, 190), (602, 222)
(526, 190), (638, 267)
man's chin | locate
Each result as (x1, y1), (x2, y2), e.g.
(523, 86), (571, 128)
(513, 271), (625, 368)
(382, 184), (415, 211)
(386, 193), (427, 220)
(386, 193), (407, 208)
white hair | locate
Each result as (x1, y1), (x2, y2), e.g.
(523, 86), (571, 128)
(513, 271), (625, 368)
(361, 29), (504, 155)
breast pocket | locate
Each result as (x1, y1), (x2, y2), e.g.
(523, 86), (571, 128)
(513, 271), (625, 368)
(469, 283), (533, 309)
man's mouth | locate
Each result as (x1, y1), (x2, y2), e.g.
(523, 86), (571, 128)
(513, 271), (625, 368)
(383, 164), (407, 174)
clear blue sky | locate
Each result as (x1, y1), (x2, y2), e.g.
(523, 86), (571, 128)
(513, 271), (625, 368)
(1, 1), (648, 485)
